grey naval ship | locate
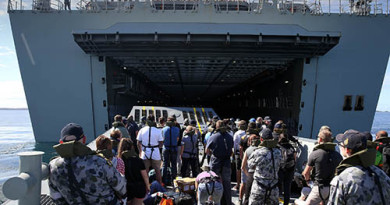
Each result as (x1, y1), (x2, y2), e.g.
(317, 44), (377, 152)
(7, 0), (390, 143)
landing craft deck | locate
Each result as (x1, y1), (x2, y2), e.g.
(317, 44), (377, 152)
(3, 132), (317, 204)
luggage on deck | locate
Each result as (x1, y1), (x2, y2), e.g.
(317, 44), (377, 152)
(155, 187), (194, 205)
(174, 177), (196, 195)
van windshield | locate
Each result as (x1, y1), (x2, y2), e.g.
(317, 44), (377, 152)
(189, 111), (195, 121)
(156, 110), (161, 120)
(182, 111), (189, 121)
(196, 111), (203, 124)
(163, 110), (168, 119)
(135, 109), (140, 123)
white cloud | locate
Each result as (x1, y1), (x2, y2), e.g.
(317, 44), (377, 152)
(0, 81), (27, 108)
(0, 46), (13, 51)
(0, 46), (16, 56)
(0, 1), (7, 16)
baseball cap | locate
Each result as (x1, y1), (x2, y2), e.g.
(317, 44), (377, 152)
(335, 129), (359, 142)
(264, 116), (271, 121)
(60, 123), (84, 143)
(260, 128), (273, 140)
(274, 123), (282, 129)
(249, 118), (256, 123)
(273, 123), (284, 134)
(336, 131), (367, 150)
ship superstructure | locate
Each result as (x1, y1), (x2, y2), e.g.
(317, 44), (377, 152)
(7, 0), (390, 142)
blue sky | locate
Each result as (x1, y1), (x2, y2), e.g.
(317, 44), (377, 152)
(0, 2), (27, 109)
(0, 2), (390, 110)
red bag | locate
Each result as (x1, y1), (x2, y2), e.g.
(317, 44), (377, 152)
(159, 198), (174, 205)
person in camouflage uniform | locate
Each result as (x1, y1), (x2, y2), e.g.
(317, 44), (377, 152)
(248, 128), (281, 205)
(328, 131), (390, 205)
(112, 114), (130, 138)
(49, 123), (127, 205)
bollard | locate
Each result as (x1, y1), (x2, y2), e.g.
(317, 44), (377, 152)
(3, 151), (46, 205)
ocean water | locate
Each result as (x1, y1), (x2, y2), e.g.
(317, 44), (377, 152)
(0, 109), (388, 202)
(0, 109), (34, 203)
(371, 112), (390, 136)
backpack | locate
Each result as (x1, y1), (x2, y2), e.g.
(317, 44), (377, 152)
(279, 144), (296, 170)
(149, 168), (172, 184)
(199, 172), (221, 204)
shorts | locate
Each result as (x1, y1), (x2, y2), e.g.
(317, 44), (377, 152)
(241, 170), (247, 183)
(235, 154), (242, 170)
(127, 181), (147, 199)
(303, 185), (330, 205)
(197, 181), (224, 205)
(144, 159), (161, 172)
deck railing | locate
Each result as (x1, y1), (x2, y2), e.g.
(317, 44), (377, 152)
(7, 0), (390, 15)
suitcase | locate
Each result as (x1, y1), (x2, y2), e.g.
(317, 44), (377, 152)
(174, 177), (196, 195)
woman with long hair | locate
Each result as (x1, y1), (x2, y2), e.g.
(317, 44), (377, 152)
(118, 138), (150, 205)
(96, 135), (125, 175)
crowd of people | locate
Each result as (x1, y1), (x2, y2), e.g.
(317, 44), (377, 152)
(48, 113), (390, 205)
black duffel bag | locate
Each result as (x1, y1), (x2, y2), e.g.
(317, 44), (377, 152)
(155, 187), (194, 205)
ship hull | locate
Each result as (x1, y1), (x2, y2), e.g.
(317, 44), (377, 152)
(8, 5), (390, 142)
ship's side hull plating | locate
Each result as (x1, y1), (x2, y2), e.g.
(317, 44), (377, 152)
(9, 5), (390, 142)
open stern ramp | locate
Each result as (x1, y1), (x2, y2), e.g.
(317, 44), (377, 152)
(73, 23), (339, 103)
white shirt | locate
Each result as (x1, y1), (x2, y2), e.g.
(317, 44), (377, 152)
(233, 130), (246, 153)
(137, 126), (163, 160)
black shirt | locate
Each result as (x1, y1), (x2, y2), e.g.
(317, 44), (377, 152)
(308, 148), (342, 185)
(122, 156), (146, 183)
(126, 121), (139, 142)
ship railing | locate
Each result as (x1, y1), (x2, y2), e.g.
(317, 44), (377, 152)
(8, 0), (16, 11)
(75, 0), (199, 12)
(2, 151), (49, 205)
(213, 0), (252, 12)
(76, 0), (135, 12)
(151, 0), (199, 12)
(8, 0), (63, 11)
(32, 0), (64, 11)
(7, 0), (27, 11)
(275, 0), (388, 15)
(6, 0), (390, 15)
(276, 0), (312, 14)
(210, 0), (389, 15)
